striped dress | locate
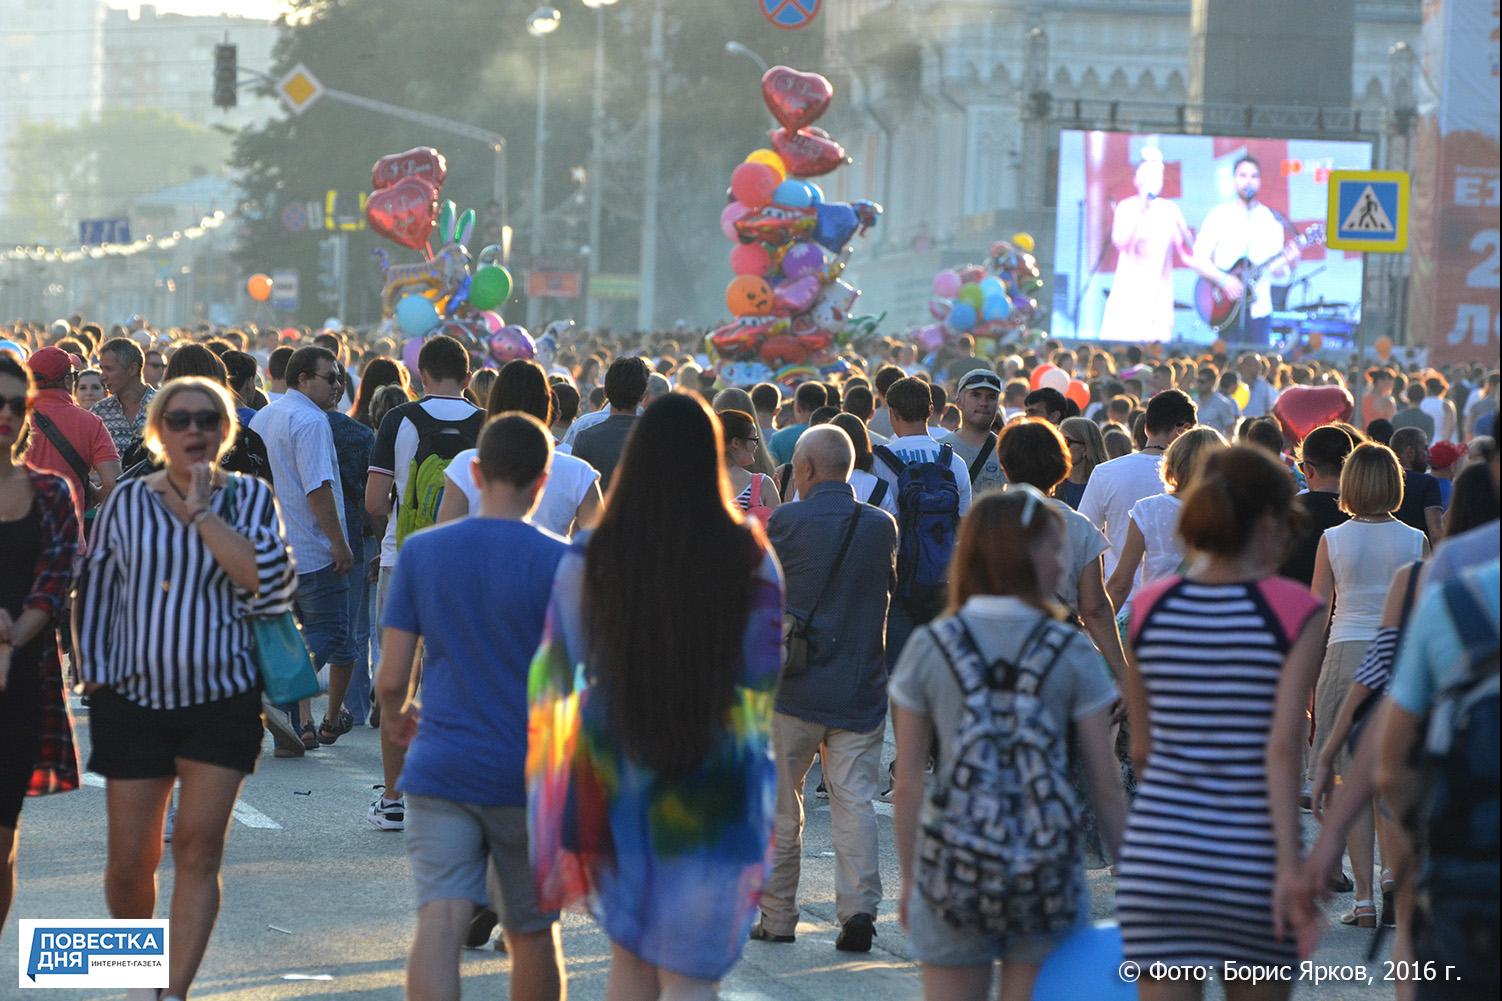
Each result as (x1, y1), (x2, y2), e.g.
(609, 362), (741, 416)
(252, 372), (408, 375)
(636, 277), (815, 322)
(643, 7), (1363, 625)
(1116, 575), (1323, 969)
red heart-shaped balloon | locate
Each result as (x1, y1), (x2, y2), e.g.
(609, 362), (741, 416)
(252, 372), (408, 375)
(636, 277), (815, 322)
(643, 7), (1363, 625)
(371, 147), (448, 192)
(1272, 385), (1354, 443)
(366, 176), (440, 251)
(770, 127), (848, 178)
(761, 66), (834, 132)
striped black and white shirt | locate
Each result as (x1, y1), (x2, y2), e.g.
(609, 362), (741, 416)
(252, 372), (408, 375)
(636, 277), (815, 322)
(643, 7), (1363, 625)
(76, 474), (298, 709)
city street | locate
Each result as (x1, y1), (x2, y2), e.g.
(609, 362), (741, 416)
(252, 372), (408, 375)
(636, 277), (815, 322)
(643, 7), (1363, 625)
(10, 696), (1397, 1000)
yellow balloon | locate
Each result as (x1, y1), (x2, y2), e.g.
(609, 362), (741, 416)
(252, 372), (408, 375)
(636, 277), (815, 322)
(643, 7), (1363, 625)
(745, 148), (787, 183)
(1233, 383), (1251, 410)
(1011, 231), (1036, 253)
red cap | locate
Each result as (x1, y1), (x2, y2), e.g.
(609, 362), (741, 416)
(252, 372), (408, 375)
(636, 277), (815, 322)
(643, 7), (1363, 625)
(26, 346), (81, 384)
(1429, 440), (1464, 470)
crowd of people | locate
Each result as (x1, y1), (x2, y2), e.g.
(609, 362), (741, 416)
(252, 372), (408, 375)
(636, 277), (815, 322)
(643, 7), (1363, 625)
(0, 312), (1496, 1001)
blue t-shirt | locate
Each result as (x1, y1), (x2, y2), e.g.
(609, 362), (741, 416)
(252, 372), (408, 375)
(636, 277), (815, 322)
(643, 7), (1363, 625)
(769, 422), (808, 465)
(1389, 560), (1500, 715)
(382, 517), (568, 806)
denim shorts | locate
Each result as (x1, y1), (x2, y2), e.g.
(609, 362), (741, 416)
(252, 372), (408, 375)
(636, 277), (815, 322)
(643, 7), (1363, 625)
(295, 566), (355, 666)
(906, 871), (1089, 967)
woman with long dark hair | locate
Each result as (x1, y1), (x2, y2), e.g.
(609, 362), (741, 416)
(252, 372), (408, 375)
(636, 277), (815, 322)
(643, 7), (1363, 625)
(528, 392), (782, 999)
(349, 357), (411, 427)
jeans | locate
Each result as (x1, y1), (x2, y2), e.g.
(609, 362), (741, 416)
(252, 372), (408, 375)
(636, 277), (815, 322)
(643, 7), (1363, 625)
(340, 535), (376, 724)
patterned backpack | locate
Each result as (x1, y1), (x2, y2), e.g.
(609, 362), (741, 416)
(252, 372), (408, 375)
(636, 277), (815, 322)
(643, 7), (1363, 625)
(918, 614), (1082, 937)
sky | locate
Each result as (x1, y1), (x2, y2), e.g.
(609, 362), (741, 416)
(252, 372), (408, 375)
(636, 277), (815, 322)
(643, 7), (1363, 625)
(109, 1), (291, 19)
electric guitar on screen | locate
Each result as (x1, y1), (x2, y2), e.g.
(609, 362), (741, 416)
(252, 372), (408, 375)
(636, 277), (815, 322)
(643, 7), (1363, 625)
(1193, 223), (1325, 331)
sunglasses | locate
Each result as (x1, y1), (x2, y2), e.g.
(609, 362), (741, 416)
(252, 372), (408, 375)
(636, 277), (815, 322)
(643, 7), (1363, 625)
(161, 410), (222, 433)
(742, 436), (761, 446)
(309, 370), (343, 385)
(0, 393), (29, 417)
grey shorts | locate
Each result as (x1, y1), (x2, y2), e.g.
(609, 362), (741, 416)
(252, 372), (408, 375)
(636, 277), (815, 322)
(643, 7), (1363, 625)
(906, 872), (1088, 968)
(405, 795), (558, 935)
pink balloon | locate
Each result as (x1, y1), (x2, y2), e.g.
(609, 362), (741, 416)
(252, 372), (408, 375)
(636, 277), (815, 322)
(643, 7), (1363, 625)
(932, 270), (962, 298)
(401, 337), (423, 374)
(480, 311), (505, 334)
(915, 324), (946, 353)
(773, 274), (822, 315)
(720, 202), (751, 242)
(730, 242), (772, 277)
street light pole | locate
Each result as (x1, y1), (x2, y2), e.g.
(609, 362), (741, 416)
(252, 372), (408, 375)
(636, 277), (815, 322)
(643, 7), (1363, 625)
(583, 0), (618, 329)
(724, 40), (769, 74)
(636, 0), (664, 331)
(527, 6), (561, 331)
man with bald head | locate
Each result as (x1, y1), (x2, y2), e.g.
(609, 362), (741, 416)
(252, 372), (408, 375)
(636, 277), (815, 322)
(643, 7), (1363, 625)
(754, 425), (898, 954)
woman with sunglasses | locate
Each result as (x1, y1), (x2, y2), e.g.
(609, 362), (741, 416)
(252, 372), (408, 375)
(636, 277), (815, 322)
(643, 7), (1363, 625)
(889, 487), (1126, 1001)
(719, 409), (780, 525)
(0, 355), (81, 933)
(73, 376), (296, 1001)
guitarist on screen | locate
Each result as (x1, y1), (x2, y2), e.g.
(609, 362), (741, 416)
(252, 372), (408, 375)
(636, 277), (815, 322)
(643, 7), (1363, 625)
(1193, 155), (1302, 346)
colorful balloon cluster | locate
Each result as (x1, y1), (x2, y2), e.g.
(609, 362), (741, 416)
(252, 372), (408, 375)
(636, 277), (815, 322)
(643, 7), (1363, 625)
(914, 233), (1044, 357)
(1029, 361), (1090, 413)
(708, 66), (883, 388)
(365, 147), (524, 368)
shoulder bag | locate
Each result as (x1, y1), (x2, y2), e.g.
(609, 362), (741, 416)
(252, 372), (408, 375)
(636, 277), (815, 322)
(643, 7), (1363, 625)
(783, 505), (863, 677)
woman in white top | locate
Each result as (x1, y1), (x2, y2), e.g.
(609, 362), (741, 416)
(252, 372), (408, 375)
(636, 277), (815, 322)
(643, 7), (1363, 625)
(1418, 374), (1458, 443)
(436, 360), (601, 538)
(1105, 426), (1227, 614)
(1311, 442), (1429, 927)
(717, 409), (780, 524)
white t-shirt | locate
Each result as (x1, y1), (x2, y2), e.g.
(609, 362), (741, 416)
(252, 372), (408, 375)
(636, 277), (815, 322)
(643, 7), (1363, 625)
(787, 468), (897, 516)
(1194, 201), (1291, 320)
(370, 396), (484, 567)
(1077, 450), (1165, 577)
(1127, 492), (1184, 601)
(443, 448), (599, 539)
(871, 434), (973, 517)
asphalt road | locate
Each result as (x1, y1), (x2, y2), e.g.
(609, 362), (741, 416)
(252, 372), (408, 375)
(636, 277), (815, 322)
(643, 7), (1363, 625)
(7, 697), (1406, 1000)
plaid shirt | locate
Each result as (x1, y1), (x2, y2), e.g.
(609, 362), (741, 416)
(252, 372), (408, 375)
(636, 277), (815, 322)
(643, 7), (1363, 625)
(21, 467), (81, 797)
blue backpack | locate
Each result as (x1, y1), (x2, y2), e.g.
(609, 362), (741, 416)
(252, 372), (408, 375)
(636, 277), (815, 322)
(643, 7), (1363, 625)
(874, 443), (961, 611)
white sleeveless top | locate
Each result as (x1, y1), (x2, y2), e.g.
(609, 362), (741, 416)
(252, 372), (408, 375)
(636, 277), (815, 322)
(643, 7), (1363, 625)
(1325, 518), (1427, 644)
(1127, 492), (1184, 602)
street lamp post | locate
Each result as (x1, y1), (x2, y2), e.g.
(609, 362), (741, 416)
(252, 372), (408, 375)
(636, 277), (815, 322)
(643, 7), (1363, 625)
(724, 41), (769, 74)
(581, 0), (619, 329)
(526, 6), (561, 331)
(636, 0), (664, 332)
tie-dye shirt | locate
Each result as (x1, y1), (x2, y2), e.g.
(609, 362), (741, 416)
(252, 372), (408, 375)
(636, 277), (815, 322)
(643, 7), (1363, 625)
(527, 542), (783, 980)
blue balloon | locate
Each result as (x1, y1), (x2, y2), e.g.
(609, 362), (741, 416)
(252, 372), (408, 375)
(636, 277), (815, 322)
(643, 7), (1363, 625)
(947, 302), (977, 332)
(444, 275), (472, 317)
(813, 202), (860, 253)
(1032, 922), (1137, 1001)
(773, 179), (813, 208)
(982, 294), (1012, 322)
(396, 294), (440, 336)
(804, 182), (825, 205)
(979, 275), (1005, 299)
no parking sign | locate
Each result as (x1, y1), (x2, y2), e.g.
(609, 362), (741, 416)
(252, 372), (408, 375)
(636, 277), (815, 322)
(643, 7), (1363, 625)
(761, 0), (821, 30)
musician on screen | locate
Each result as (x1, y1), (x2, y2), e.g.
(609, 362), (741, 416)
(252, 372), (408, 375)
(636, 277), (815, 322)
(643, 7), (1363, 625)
(1099, 147), (1235, 343)
(1193, 155), (1302, 346)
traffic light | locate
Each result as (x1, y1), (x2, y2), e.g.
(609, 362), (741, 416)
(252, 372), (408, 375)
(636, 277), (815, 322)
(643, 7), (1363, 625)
(213, 44), (238, 109)
(317, 236), (342, 306)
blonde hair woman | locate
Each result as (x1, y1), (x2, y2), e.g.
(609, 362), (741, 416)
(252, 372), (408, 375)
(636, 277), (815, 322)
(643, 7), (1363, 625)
(1058, 416), (1108, 510)
(74, 377), (296, 1000)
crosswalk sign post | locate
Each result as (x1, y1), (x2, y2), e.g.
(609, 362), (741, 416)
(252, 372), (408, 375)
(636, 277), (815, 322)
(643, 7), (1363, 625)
(1326, 170), (1409, 253)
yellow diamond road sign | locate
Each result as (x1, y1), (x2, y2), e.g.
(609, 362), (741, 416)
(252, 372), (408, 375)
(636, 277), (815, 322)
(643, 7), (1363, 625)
(277, 64), (324, 115)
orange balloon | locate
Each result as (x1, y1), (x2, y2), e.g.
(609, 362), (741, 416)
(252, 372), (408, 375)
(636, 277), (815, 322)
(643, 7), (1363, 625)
(247, 273), (273, 302)
(1065, 378), (1090, 411)
(726, 275), (773, 317)
(1375, 335), (1393, 360)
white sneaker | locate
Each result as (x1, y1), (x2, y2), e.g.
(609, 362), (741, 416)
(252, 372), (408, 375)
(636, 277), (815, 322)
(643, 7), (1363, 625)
(366, 786), (405, 831)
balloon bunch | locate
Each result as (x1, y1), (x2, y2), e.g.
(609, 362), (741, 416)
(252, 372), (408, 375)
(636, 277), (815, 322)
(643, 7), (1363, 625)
(365, 146), (526, 368)
(914, 232), (1044, 357)
(708, 66), (883, 389)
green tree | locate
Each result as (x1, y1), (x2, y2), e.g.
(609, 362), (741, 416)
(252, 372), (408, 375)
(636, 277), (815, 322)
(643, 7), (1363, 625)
(2, 108), (231, 245)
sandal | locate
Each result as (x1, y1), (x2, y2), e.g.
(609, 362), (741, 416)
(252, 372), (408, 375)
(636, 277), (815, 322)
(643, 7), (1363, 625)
(300, 722), (318, 751)
(1340, 900), (1376, 928)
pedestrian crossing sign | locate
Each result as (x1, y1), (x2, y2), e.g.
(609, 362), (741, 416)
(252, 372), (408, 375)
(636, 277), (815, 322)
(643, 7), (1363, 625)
(1326, 170), (1409, 253)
